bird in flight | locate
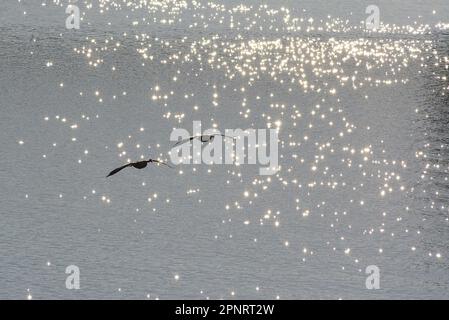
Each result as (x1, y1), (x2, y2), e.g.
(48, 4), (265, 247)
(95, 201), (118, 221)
(107, 158), (172, 177)
(172, 134), (235, 148)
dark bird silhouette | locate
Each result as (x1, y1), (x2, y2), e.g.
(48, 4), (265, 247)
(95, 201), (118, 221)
(107, 158), (172, 177)
(172, 134), (235, 148)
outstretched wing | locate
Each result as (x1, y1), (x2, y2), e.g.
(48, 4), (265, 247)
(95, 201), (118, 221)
(172, 136), (196, 148)
(216, 134), (236, 141)
(107, 163), (132, 177)
(150, 159), (174, 169)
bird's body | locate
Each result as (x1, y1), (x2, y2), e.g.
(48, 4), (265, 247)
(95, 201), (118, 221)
(131, 161), (149, 169)
(107, 158), (172, 177)
(200, 135), (215, 142)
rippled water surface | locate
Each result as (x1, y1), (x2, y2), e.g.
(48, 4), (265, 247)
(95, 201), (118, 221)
(1, 0), (449, 299)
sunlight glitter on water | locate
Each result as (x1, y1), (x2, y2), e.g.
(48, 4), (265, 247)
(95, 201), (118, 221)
(3, 0), (449, 299)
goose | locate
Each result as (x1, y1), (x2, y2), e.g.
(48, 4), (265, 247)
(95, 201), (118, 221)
(172, 134), (235, 148)
(107, 158), (172, 177)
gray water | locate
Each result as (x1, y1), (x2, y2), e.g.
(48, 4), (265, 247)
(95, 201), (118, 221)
(1, 0), (449, 299)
